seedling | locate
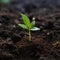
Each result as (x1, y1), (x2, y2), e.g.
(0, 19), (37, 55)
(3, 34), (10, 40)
(18, 14), (40, 41)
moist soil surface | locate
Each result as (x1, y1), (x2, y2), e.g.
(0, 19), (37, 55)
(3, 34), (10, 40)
(0, 0), (60, 60)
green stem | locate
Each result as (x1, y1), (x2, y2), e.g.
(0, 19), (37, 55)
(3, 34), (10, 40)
(29, 30), (31, 41)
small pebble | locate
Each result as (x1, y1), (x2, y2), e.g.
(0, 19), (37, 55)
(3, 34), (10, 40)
(32, 17), (35, 20)
(47, 32), (50, 35)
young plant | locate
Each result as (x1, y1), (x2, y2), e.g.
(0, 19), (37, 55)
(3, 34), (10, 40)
(18, 14), (40, 41)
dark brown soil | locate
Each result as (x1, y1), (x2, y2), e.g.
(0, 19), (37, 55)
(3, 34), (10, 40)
(0, 1), (60, 60)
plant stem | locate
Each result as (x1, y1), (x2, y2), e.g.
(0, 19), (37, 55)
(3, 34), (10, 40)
(29, 30), (31, 41)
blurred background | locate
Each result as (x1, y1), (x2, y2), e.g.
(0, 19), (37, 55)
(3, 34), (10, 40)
(0, 0), (60, 13)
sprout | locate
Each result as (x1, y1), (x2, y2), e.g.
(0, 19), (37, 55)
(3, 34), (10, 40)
(18, 14), (40, 41)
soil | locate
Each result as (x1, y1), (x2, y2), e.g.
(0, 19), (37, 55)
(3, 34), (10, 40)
(0, 0), (60, 60)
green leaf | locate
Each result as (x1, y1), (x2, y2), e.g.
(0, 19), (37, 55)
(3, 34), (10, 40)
(21, 14), (31, 28)
(30, 20), (35, 29)
(18, 24), (27, 29)
(1, 0), (10, 4)
(31, 27), (40, 31)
